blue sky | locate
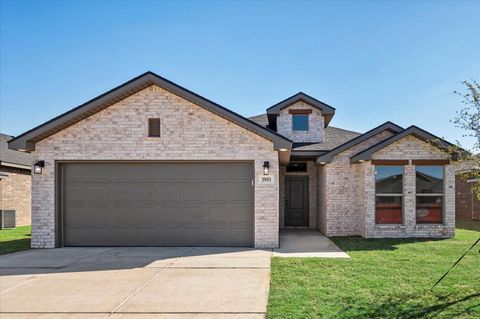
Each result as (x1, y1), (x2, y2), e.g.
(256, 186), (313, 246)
(1, 1), (479, 150)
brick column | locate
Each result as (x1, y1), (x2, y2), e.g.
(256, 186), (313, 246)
(363, 163), (375, 237)
(403, 165), (416, 230)
(444, 164), (456, 232)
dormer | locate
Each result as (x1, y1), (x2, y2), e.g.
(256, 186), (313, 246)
(266, 92), (335, 143)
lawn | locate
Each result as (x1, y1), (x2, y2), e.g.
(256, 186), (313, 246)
(0, 225), (31, 255)
(268, 221), (480, 319)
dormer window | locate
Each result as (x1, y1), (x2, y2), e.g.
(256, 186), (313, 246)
(292, 114), (309, 131)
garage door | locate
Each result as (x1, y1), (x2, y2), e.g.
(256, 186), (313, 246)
(62, 162), (254, 246)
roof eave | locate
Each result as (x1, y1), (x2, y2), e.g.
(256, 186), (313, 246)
(316, 122), (404, 164)
(8, 72), (292, 152)
(349, 126), (454, 164)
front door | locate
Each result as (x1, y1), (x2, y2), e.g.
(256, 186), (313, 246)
(284, 176), (309, 226)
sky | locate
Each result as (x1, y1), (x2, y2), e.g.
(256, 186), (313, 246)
(1, 0), (479, 150)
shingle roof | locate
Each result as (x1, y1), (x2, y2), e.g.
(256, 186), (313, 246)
(316, 122), (404, 163)
(249, 114), (361, 151)
(0, 133), (32, 168)
(249, 114), (270, 127)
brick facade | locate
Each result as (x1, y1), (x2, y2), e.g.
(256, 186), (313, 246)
(363, 136), (454, 238)
(455, 175), (480, 220)
(32, 85), (279, 248)
(318, 130), (394, 236)
(277, 102), (324, 143)
(0, 166), (31, 226)
(22, 75), (457, 246)
(318, 134), (455, 238)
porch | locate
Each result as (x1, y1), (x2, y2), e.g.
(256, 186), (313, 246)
(273, 230), (349, 258)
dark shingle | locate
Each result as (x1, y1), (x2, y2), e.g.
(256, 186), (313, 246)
(0, 133), (32, 167)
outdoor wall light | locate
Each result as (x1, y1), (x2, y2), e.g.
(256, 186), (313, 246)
(263, 161), (270, 175)
(34, 160), (45, 174)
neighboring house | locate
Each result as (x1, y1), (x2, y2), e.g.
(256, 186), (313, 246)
(455, 160), (480, 220)
(0, 133), (32, 227)
(8, 72), (455, 249)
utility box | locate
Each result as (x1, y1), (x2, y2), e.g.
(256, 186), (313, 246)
(0, 210), (16, 229)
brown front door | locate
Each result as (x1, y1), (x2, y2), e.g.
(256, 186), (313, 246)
(284, 176), (309, 226)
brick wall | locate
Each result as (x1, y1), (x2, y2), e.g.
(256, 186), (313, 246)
(32, 85), (280, 248)
(362, 135), (455, 238)
(0, 166), (31, 226)
(320, 130), (394, 236)
(279, 161), (317, 229)
(455, 175), (480, 220)
(321, 134), (454, 238)
(277, 101), (324, 143)
(317, 165), (327, 234)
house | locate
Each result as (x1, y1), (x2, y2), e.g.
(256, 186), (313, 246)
(1, 133), (32, 227)
(8, 72), (455, 249)
(455, 160), (480, 220)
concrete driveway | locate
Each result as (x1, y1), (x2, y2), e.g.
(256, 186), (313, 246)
(0, 247), (271, 318)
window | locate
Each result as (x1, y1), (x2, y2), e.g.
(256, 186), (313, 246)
(292, 114), (309, 131)
(375, 166), (403, 224)
(416, 166), (444, 223)
(148, 118), (161, 137)
(286, 162), (307, 172)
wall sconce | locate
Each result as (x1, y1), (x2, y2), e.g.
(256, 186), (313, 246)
(34, 160), (45, 174)
(263, 161), (270, 175)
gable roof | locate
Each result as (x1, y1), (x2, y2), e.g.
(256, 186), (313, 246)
(266, 92), (336, 130)
(350, 125), (454, 163)
(316, 122), (404, 164)
(8, 72), (292, 151)
(0, 133), (32, 169)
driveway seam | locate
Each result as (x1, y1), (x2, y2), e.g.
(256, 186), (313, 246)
(108, 246), (198, 316)
(0, 248), (113, 295)
(0, 272), (50, 295)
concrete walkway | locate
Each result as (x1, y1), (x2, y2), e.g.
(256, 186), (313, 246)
(0, 247), (271, 318)
(273, 230), (350, 258)
(0, 232), (348, 317)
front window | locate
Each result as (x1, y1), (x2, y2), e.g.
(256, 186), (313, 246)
(416, 166), (444, 223)
(292, 114), (309, 131)
(375, 166), (403, 224)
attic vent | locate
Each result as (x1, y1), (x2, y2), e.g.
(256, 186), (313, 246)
(148, 118), (161, 137)
(1, 210), (16, 229)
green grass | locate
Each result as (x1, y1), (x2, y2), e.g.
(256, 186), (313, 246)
(268, 221), (480, 319)
(0, 225), (31, 255)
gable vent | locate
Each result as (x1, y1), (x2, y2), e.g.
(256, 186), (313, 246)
(148, 118), (161, 137)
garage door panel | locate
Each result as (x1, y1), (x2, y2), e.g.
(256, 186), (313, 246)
(207, 183), (231, 201)
(231, 182), (254, 201)
(183, 184), (206, 201)
(63, 162), (253, 247)
(230, 204), (253, 222)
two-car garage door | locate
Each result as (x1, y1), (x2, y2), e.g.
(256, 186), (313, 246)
(62, 162), (254, 247)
